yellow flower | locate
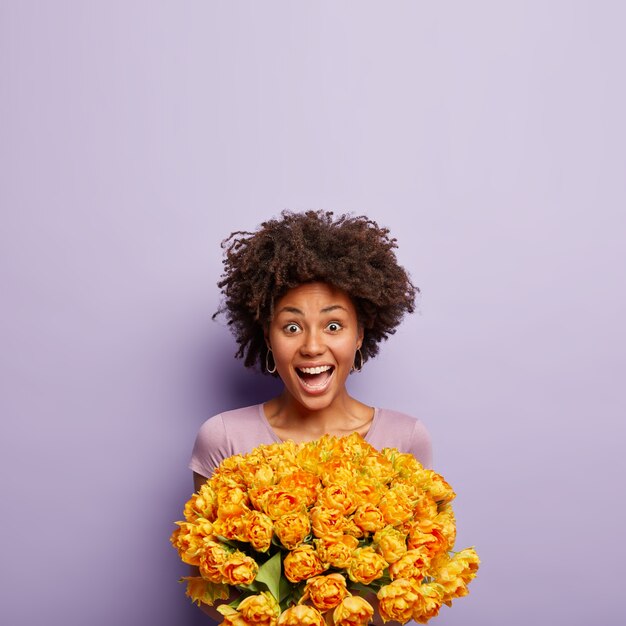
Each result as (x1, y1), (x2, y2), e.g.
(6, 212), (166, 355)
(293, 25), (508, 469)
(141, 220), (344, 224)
(277, 604), (326, 626)
(237, 591), (280, 626)
(332, 595), (374, 626)
(352, 503), (386, 534)
(388, 549), (429, 582)
(283, 544), (326, 583)
(274, 511), (311, 549)
(413, 582), (445, 623)
(301, 573), (348, 611)
(199, 539), (231, 583)
(310, 506), (347, 538)
(314, 534), (359, 569)
(219, 551), (259, 586)
(377, 579), (421, 624)
(374, 526), (408, 564)
(244, 510), (274, 552)
(182, 576), (229, 607)
(318, 483), (358, 515)
(347, 547), (388, 585)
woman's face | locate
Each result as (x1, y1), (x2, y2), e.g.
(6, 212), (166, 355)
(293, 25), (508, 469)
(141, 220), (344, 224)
(266, 282), (363, 413)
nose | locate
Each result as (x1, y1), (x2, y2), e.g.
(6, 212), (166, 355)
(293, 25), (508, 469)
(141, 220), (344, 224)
(299, 328), (326, 356)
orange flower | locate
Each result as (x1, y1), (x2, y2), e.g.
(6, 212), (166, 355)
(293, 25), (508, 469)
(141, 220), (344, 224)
(265, 487), (304, 520)
(213, 502), (249, 541)
(248, 485), (274, 512)
(407, 520), (448, 560)
(216, 483), (249, 507)
(349, 478), (384, 507)
(279, 469), (321, 507)
(318, 483), (358, 515)
(377, 579), (421, 624)
(310, 506), (347, 538)
(199, 539), (231, 583)
(184, 483), (217, 522)
(314, 534), (359, 569)
(301, 573), (348, 611)
(347, 547), (388, 584)
(434, 505), (456, 548)
(352, 503), (386, 534)
(274, 511), (311, 549)
(413, 582), (445, 623)
(453, 548), (480, 583)
(378, 488), (414, 526)
(423, 471), (456, 505)
(318, 458), (356, 485)
(170, 522), (207, 566)
(283, 544), (326, 583)
(216, 605), (248, 626)
(244, 510), (274, 552)
(413, 493), (438, 520)
(277, 604), (325, 626)
(239, 459), (276, 488)
(182, 576), (229, 607)
(374, 526), (408, 563)
(332, 595), (374, 626)
(219, 551), (259, 586)
(389, 549), (429, 582)
(237, 592), (280, 626)
(360, 452), (395, 484)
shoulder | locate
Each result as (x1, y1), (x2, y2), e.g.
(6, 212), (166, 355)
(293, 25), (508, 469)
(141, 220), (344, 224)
(368, 408), (433, 468)
(189, 404), (267, 478)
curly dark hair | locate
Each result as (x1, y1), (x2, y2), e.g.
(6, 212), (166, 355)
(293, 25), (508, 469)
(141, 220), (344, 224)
(213, 210), (418, 373)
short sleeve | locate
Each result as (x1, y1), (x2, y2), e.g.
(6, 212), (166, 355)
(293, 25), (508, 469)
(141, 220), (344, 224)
(188, 414), (231, 478)
(409, 418), (433, 469)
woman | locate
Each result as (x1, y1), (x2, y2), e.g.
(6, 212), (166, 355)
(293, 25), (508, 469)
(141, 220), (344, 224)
(189, 210), (432, 624)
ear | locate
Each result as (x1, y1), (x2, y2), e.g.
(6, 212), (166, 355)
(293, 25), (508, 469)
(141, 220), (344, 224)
(264, 324), (271, 349)
(356, 325), (364, 350)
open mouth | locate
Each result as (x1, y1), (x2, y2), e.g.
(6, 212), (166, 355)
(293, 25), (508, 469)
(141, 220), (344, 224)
(296, 365), (335, 390)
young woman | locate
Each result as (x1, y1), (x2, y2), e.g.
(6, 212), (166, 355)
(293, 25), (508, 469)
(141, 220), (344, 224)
(189, 210), (432, 624)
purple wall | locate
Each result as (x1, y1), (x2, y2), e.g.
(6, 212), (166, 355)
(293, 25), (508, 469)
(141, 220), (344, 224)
(2, 2), (625, 625)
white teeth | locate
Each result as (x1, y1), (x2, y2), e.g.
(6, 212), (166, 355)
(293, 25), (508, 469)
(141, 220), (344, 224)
(299, 365), (332, 375)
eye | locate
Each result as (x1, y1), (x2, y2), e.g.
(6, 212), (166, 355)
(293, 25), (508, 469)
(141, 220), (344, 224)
(326, 321), (343, 333)
(283, 323), (301, 334)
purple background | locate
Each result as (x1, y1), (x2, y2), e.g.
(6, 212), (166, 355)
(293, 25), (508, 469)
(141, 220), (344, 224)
(2, 2), (625, 625)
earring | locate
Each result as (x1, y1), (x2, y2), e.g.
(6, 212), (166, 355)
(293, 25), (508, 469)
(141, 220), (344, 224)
(352, 348), (363, 372)
(265, 349), (277, 374)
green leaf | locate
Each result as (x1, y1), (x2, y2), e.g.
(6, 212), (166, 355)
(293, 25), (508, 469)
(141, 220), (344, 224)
(254, 551), (286, 601)
(278, 575), (292, 603)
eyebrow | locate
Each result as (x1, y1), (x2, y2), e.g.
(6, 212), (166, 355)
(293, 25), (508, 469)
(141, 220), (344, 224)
(276, 305), (349, 315)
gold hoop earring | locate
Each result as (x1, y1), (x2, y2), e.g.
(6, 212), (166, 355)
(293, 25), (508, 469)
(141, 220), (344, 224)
(352, 348), (363, 372)
(265, 349), (277, 374)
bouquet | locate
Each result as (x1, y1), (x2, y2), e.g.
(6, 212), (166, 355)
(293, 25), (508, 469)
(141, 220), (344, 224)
(171, 433), (479, 625)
